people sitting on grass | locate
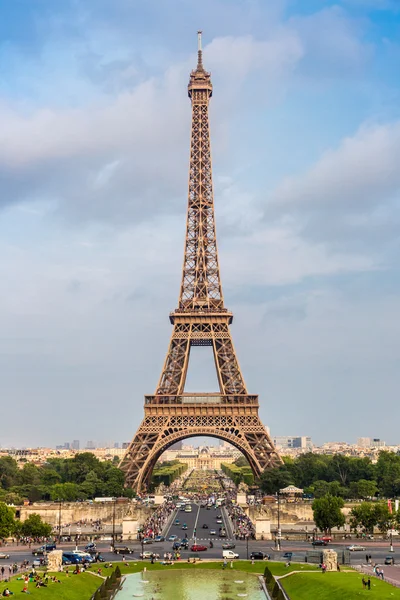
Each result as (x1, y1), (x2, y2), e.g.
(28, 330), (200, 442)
(2, 589), (14, 596)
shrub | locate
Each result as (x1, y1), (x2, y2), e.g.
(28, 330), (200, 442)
(115, 565), (122, 579)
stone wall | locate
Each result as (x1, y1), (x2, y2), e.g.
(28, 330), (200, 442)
(248, 501), (314, 526)
(19, 501), (152, 527)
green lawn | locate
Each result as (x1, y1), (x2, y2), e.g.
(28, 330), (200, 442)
(282, 571), (400, 600)
(0, 572), (99, 599)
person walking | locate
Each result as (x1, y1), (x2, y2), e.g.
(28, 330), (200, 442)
(367, 578), (371, 590)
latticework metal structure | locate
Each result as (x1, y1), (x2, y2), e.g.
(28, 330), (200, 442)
(120, 32), (282, 492)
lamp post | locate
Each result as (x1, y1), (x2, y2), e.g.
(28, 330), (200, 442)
(277, 492), (281, 551)
(141, 538), (144, 560)
(112, 498), (116, 550)
(58, 500), (62, 544)
(390, 530), (394, 553)
(246, 534), (249, 560)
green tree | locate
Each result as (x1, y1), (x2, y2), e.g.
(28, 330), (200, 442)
(20, 463), (41, 486)
(0, 457), (20, 489)
(258, 466), (293, 494)
(21, 513), (52, 538)
(234, 456), (250, 468)
(312, 495), (345, 534)
(350, 502), (378, 534)
(349, 479), (377, 500)
(0, 502), (16, 538)
(40, 469), (62, 486)
(375, 452), (400, 497)
(50, 483), (80, 501)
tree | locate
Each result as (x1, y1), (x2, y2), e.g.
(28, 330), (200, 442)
(21, 513), (52, 538)
(234, 456), (250, 468)
(0, 502), (16, 539)
(375, 452), (400, 498)
(20, 463), (41, 486)
(0, 457), (20, 489)
(350, 502), (378, 534)
(258, 466), (293, 494)
(50, 483), (80, 501)
(349, 479), (377, 500)
(312, 495), (345, 534)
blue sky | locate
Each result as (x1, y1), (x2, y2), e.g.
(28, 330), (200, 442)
(0, 0), (399, 448)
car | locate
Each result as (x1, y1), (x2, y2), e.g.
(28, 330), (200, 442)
(33, 558), (48, 568)
(168, 535), (178, 542)
(32, 543), (57, 556)
(0, 553), (10, 560)
(210, 529), (216, 535)
(140, 551), (159, 559)
(154, 536), (165, 542)
(222, 542), (236, 550)
(114, 545), (135, 554)
(175, 519), (180, 525)
(321, 536), (332, 543)
(223, 550), (239, 559)
(219, 529), (227, 537)
(143, 538), (153, 544)
(283, 552), (292, 560)
(250, 551), (266, 560)
(182, 524), (188, 530)
(312, 539), (327, 547)
(384, 556), (395, 565)
(62, 552), (84, 565)
(216, 515), (222, 519)
(216, 519), (223, 524)
(206, 506), (211, 510)
(202, 524), (209, 529)
(180, 539), (189, 549)
(85, 543), (96, 551)
(347, 545), (366, 552)
(190, 544), (207, 552)
(173, 541), (182, 550)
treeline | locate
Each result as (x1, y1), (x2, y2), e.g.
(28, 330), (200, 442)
(0, 503), (52, 539)
(258, 451), (400, 499)
(151, 461), (188, 488)
(221, 463), (254, 486)
(0, 453), (132, 504)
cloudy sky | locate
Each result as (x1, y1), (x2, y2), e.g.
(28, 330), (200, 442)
(0, 0), (399, 449)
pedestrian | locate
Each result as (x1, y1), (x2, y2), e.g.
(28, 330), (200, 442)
(337, 563), (340, 572)
(365, 554), (368, 564)
(230, 561), (233, 569)
(367, 578), (371, 590)
(380, 569), (384, 580)
(362, 577), (366, 589)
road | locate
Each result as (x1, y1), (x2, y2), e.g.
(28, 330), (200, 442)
(0, 505), (398, 567)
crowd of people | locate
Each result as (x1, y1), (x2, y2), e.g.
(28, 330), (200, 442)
(226, 502), (256, 540)
(138, 500), (177, 540)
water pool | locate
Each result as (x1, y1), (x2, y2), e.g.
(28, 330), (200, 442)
(115, 568), (266, 599)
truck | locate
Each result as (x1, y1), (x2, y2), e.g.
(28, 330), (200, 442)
(223, 550), (239, 560)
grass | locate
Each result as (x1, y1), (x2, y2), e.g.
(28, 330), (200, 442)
(282, 571), (400, 600)
(0, 571), (99, 599)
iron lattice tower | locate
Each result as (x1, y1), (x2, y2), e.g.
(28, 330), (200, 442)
(121, 32), (282, 492)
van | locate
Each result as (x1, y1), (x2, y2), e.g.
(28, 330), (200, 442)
(223, 550), (239, 560)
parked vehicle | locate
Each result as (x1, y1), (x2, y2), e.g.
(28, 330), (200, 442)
(250, 552), (267, 560)
(62, 552), (84, 564)
(191, 544), (207, 552)
(32, 543), (56, 556)
(114, 545), (135, 554)
(312, 539), (327, 547)
(223, 550), (239, 559)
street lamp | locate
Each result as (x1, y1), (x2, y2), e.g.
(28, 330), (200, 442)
(112, 498), (116, 550)
(246, 534), (249, 560)
(58, 500), (62, 544)
(390, 530), (394, 553)
(276, 492), (281, 552)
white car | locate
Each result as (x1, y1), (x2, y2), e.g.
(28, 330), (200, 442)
(210, 529), (216, 535)
(140, 551), (159, 559)
(0, 553), (10, 559)
(347, 544), (366, 552)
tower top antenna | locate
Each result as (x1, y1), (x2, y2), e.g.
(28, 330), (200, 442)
(197, 30), (203, 69)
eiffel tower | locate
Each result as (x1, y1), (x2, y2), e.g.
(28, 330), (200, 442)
(121, 32), (282, 492)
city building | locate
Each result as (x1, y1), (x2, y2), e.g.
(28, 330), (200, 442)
(71, 440), (80, 450)
(357, 437), (386, 448)
(273, 436), (313, 450)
